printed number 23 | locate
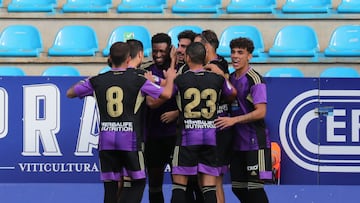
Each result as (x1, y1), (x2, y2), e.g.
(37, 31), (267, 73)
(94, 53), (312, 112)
(184, 88), (217, 119)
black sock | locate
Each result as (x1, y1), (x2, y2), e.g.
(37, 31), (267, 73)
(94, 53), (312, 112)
(118, 179), (146, 203)
(232, 187), (248, 203)
(104, 181), (118, 203)
(202, 186), (217, 203)
(171, 183), (187, 203)
(149, 187), (164, 203)
(248, 188), (269, 203)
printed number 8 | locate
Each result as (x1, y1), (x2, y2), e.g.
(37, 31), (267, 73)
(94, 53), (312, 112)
(106, 86), (123, 117)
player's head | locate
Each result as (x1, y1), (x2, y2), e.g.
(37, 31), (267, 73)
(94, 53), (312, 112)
(230, 37), (254, 54)
(109, 41), (130, 67)
(185, 42), (206, 65)
(127, 39), (144, 68)
(230, 37), (254, 71)
(199, 29), (219, 51)
(127, 39), (144, 59)
(177, 30), (197, 64)
(151, 33), (172, 68)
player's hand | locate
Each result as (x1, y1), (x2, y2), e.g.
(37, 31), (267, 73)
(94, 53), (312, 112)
(145, 71), (155, 82)
(164, 66), (177, 81)
(215, 116), (236, 130)
(160, 110), (179, 123)
(204, 64), (225, 77)
(170, 45), (177, 63)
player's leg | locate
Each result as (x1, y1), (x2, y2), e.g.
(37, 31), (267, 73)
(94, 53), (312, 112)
(104, 181), (119, 203)
(118, 151), (147, 203)
(230, 151), (249, 203)
(171, 145), (196, 203)
(216, 175), (225, 203)
(198, 145), (219, 203)
(200, 173), (217, 203)
(145, 136), (176, 203)
(215, 128), (233, 203)
(99, 150), (123, 203)
(171, 174), (188, 203)
(118, 178), (146, 203)
(186, 175), (204, 203)
(246, 149), (272, 203)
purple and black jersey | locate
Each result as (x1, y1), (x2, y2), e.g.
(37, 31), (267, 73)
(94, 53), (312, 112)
(209, 55), (230, 118)
(73, 68), (164, 151)
(175, 69), (233, 146)
(230, 67), (271, 151)
(145, 64), (178, 138)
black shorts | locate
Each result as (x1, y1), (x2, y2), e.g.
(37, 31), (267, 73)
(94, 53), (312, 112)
(145, 135), (177, 168)
(99, 150), (146, 181)
(172, 145), (219, 176)
(216, 128), (234, 167)
(230, 149), (273, 183)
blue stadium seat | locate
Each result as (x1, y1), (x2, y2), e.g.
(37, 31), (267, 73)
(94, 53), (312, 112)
(282, 0), (332, 13)
(117, 0), (165, 13)
(172, 0), (222, 13)
(0, 25), (43, 57)
(337, 0), (360, 13)
(268, 25), (320, 57)
(102, 25), (151, 57)
(324, 25), (360, 57)
(99, 66), (111, 74)
(7, 0), (57, 12)
(48, 25), (98, 56)
(226, 0), (276, 13)
(0, 0), (2, 7)
(217, 25), (265, 58)
(264, 67), (304, 77)
(62, 0), (112, 13)
(0, 67), (26, 76)
(320, 67), (360, 78)
(42, 66), (81, 76)
(168, 25), (202, 48)
(228, 65), (235, 74)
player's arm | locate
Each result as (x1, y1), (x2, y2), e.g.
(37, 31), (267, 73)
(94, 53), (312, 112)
(146, 96), (166, 109)
(66, 78), (93, 99)
(215, 103), (266, 130)
(158, 66), (177, 99)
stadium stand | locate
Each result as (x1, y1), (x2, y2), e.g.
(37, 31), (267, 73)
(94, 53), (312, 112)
(41, 66), (81, 76)
(102, 25), (152, 57)
(281, 0), (333, 13)
(0, 0), (357, 77)
(0, 25), (43, 57)
(117, 0), (165, 13)
(320, 66), (360, 77)
(324, 24), (360, 57)
(337, 0), (360, 13)
(167, 25), (203, 47)
(171, 0), (222, 13)
(0, 66), (26, 76)
(226, 0), (276, 13)
(264, 67), (304, 77)
(268, 25), (320, 57)
(217, 25), (266, 61)
(48, 25), (99, 56)
(62, 0), (112, 13)
(99, 66), (111, 74)
(7, 0), (57, 12)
